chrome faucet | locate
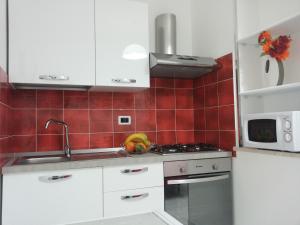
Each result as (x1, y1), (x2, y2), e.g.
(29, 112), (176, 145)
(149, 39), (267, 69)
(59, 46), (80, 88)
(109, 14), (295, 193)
(45, 119), (71, 158)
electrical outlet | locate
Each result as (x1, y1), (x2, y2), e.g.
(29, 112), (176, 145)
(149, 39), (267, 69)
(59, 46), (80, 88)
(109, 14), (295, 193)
(118, 116), (131, 125)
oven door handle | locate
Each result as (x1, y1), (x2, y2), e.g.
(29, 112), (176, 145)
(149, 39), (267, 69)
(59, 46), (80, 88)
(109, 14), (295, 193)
(167, 174), (229, 185)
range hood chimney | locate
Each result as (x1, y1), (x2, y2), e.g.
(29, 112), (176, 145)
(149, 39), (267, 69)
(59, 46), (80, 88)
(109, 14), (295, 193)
(150, 14), (217, 79)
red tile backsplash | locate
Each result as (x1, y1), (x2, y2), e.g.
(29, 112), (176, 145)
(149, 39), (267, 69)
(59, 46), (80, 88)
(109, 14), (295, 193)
(0, 53), (236, 153)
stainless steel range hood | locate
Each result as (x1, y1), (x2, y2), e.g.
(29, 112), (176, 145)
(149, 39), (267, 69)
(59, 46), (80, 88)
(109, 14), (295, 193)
(150, 13), (217, 79)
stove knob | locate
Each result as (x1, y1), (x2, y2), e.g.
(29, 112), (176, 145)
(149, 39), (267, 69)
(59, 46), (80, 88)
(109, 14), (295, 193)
(179, 167), (187, 173)
(212, 164), (218, 170)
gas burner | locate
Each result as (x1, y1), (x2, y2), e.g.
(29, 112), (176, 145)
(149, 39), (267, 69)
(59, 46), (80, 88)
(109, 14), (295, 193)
(150, 143), (222, 155)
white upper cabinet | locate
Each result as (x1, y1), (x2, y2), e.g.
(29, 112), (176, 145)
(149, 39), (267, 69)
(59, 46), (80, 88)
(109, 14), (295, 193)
(94, 0), (150, 90)
(8, 0), (95, 87)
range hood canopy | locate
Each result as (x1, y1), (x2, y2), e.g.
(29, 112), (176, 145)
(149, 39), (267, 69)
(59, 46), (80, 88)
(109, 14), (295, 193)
(150, 13), (217, 79)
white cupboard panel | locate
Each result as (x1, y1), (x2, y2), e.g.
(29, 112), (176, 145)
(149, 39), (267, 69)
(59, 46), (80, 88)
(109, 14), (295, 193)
(95, 0), (150, 89)
(2, 167), (103, 225)
(103, 163), (163, 192)
(104, 186), (164, 218)
(9, 0), (95, 86)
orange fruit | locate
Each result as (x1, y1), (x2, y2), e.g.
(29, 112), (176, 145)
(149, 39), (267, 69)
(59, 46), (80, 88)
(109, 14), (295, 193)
(125, 141), (135, 153)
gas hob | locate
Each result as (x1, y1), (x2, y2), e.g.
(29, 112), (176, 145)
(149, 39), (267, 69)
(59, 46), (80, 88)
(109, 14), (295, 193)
(150, 143), (224, 155)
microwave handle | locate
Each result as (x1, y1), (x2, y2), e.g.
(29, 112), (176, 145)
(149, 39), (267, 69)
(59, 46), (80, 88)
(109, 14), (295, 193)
(167, 174), (229, 185)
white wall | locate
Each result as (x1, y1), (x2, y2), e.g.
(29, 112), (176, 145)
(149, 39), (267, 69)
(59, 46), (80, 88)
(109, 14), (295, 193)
(137, 0), (193, 55)
(191, 0), (235, 58)
(237, 0), (300, 39)
(0, 0), (6, 71)
(233, 149), (300, 225)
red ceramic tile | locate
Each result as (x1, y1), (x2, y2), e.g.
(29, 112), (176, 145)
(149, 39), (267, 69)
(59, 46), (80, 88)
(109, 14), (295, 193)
(90, 110), (113, 133)
(219, 131), (235, 151)
(217, 53), (233, 81)
(64, 91), (88, 109)
(113, 110), (135, 132)
(219, 105), (235, 130)
(205, 108), (219, 130)
(10, 89), (36, 108)
(0, 137), (10, 153)
(175, 79), (193, 88)
(37, 109), (63, 134)
(194, 109), (205, 130)
(10, 109), (36, 135)
(113, 132), (132, 147)
(193, 76), (205, 88)
(155, 78), (174, 88)
(205, 131), (219, 147)
(37, 135), (63, 151)
(113, 93), (134, 109)
(175, 89), (193, 109)
(157, 110), (175, 131)
(205, 84), (218, 107)
(68, 134), (89, 150)
(157, 131), (176, 145)
(135, 110), (156, 131)
(176, 110), (194, 130)
(150, 78), (156, 87)
(193, 87), (205, 109)
(218, 79), (234, 106)
(90, 133), (113, 148)
(37, 90), (63, 108)
(0, 80), (10, 105)
(89, 92), (112, 109)
(9, 135), (36, 152)
(156, 88), (175, 109)
(194, 131), (205, 143)
(203, 71), (218, 85)
(64, 110), (89, 133)
(0, 104), (9, 137)
(134, 88), (156, 109)
(176, 131), (195, 143)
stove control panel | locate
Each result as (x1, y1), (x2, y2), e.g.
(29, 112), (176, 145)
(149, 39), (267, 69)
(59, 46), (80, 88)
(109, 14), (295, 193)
(164, 158), (231, 177)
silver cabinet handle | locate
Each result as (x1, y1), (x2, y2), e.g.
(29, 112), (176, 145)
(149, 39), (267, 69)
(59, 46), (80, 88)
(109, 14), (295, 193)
(39, 75), (69, 81)
(121, 167), (148, 174)
(167, 174), (229, 185)
(112, 78), (136, 84)
(38, 175), (72, 183)
(121, 193), (149, 200)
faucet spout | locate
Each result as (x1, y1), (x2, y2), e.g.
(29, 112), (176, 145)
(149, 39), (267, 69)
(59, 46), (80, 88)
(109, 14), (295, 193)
(45, 119), (71, 158)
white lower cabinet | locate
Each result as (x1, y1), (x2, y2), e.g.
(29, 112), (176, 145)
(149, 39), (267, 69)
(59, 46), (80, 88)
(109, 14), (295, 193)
(2, 167), (103, 225)
(104, 187), (164, 218)
(103, 162), (164, 218)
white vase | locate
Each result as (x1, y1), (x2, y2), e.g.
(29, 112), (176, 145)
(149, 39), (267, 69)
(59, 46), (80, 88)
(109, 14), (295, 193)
(261, 55), (284, 87)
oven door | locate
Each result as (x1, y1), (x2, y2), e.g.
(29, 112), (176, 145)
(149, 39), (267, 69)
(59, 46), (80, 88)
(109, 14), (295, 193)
(164, 172), (232, 225)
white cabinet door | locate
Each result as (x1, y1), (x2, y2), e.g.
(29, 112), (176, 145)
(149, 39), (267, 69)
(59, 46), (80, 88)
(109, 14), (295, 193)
(95, 0), (150, 89)
(104, 187), (164, 218)
(2, 167), (103, 225)
(103, 163), (163, 192)
(9, 0), (95, 86)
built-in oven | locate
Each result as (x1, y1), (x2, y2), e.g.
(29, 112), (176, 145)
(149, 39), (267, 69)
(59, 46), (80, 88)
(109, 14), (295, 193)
(164, 158), (232, 225)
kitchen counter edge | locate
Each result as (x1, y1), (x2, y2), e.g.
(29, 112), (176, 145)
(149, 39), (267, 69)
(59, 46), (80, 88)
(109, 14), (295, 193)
(1, 151), (232, 174)
(234, 146), (300, 158)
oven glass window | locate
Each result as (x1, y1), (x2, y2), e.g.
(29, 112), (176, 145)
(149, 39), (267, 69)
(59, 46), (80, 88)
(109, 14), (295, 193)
(248, 119), (277, 143)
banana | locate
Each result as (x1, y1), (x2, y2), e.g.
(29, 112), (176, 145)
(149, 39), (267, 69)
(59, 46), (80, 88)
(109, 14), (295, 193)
(124, 133), (148, 145)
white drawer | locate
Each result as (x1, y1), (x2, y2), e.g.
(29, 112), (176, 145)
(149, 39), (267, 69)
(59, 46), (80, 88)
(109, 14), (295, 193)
(103, 163), (163, 192)
(104, 186), (164, 218)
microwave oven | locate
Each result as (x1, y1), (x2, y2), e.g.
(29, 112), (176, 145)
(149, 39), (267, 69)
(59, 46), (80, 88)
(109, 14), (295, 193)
(243, 111), (300, 152)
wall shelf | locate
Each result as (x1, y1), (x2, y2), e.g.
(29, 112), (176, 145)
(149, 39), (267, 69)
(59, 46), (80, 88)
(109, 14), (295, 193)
(239, 82), (300, 97)
(238, 12), (300, 45)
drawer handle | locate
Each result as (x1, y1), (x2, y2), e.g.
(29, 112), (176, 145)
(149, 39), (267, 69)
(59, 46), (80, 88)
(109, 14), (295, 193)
(121, 167), (148, 174)
(39, 75), (69, 81)
(38, 175), (72, 183)
(121, 193), (149, 200)
(112, 78), (136, 84)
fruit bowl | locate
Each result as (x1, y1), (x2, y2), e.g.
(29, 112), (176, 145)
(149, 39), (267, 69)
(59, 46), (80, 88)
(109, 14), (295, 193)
(123, 133), (151, 154)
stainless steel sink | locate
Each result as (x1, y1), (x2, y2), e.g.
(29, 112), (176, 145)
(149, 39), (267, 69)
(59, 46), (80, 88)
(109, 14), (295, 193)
(13, 155), (69, 165)
(13, 150), (130, 166)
